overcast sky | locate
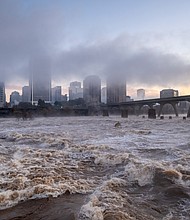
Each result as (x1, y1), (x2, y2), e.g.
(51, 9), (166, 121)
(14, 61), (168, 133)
(1, 0), (190, 98)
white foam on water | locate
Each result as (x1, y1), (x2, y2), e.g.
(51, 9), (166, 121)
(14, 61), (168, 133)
(79, 177), (129, 219)
(94, 152), (129, 165)
(0, 116), (190, 218)
(162, 212), (174, 220)
(79, 195), (104, 220)
(0, 141), (98, 209)
(124, 160), (156, 186)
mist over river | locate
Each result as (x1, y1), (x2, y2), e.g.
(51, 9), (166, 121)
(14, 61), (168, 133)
(0, 116), (190, 220)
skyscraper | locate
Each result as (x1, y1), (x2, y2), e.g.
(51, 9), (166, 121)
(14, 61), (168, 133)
(101, 87), (107, 104)
(69, 81), (83, 100)
(107, 77), (126, 104)
(0, 82), (5, 107)
(83, 75), (101, 106)
(29, 57), (51, 104)
(10, 91), (21, 107)
(22, 86), (30, 102)
(160, 89), (179, 98)
(52, 86), (62, 103)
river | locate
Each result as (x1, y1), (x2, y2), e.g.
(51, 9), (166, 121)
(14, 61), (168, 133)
(0, 116), (189, 219)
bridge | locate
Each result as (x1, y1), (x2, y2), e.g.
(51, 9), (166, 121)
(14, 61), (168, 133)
(106, 95), (190, 117)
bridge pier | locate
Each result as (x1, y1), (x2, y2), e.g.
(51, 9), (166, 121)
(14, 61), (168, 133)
(148, 109), (156, 119)
(187, 107), (190, 118)
(102, 109), (109, 116)
(121, 109), (128, 118)
(158, 103), (163, 117)
(171, 102), (178, 117)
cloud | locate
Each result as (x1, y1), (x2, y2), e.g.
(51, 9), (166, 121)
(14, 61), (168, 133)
(0, 0), (64, 82)
(0, 0), (189, 90)
(54, 35), (190, 87)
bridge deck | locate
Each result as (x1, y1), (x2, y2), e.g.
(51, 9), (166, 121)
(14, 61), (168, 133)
(107, 95), (190, 107)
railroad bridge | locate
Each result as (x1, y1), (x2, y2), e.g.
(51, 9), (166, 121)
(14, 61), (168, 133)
(107, 95), (190, 117)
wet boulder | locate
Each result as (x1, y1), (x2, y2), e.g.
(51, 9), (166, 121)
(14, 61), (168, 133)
(114, 122), (121, 128)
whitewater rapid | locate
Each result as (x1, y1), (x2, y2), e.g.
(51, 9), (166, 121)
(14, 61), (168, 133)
(0, 116), (190, 219)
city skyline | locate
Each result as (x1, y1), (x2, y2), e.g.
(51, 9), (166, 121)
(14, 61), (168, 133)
(3, 76), (182, 104)
(3, 77), (182, 102)
(1, 0), (190, 100)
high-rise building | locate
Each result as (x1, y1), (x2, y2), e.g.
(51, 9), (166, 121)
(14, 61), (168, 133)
(10, 91), (21, 106)
(52, 86), (62, 103)
(126, 96), (133, 102)
(22, 86), (30, 102)
(29, 57), (51, 104)
(101, 87), (107, 104)
(0, 82), (5, 107)
(107, 77), (126, 104)
(69, 81), (83, 100)
(62, 94), (67, 102)
(83, 75), (101, 106)
(160, 89), (179, 98)
(137, 89), (145, 100)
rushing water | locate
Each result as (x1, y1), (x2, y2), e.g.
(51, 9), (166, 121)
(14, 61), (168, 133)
(0, 116), (190, 219)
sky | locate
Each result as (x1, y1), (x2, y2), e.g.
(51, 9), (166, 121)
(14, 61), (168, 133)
(1, 0), (190, 100)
